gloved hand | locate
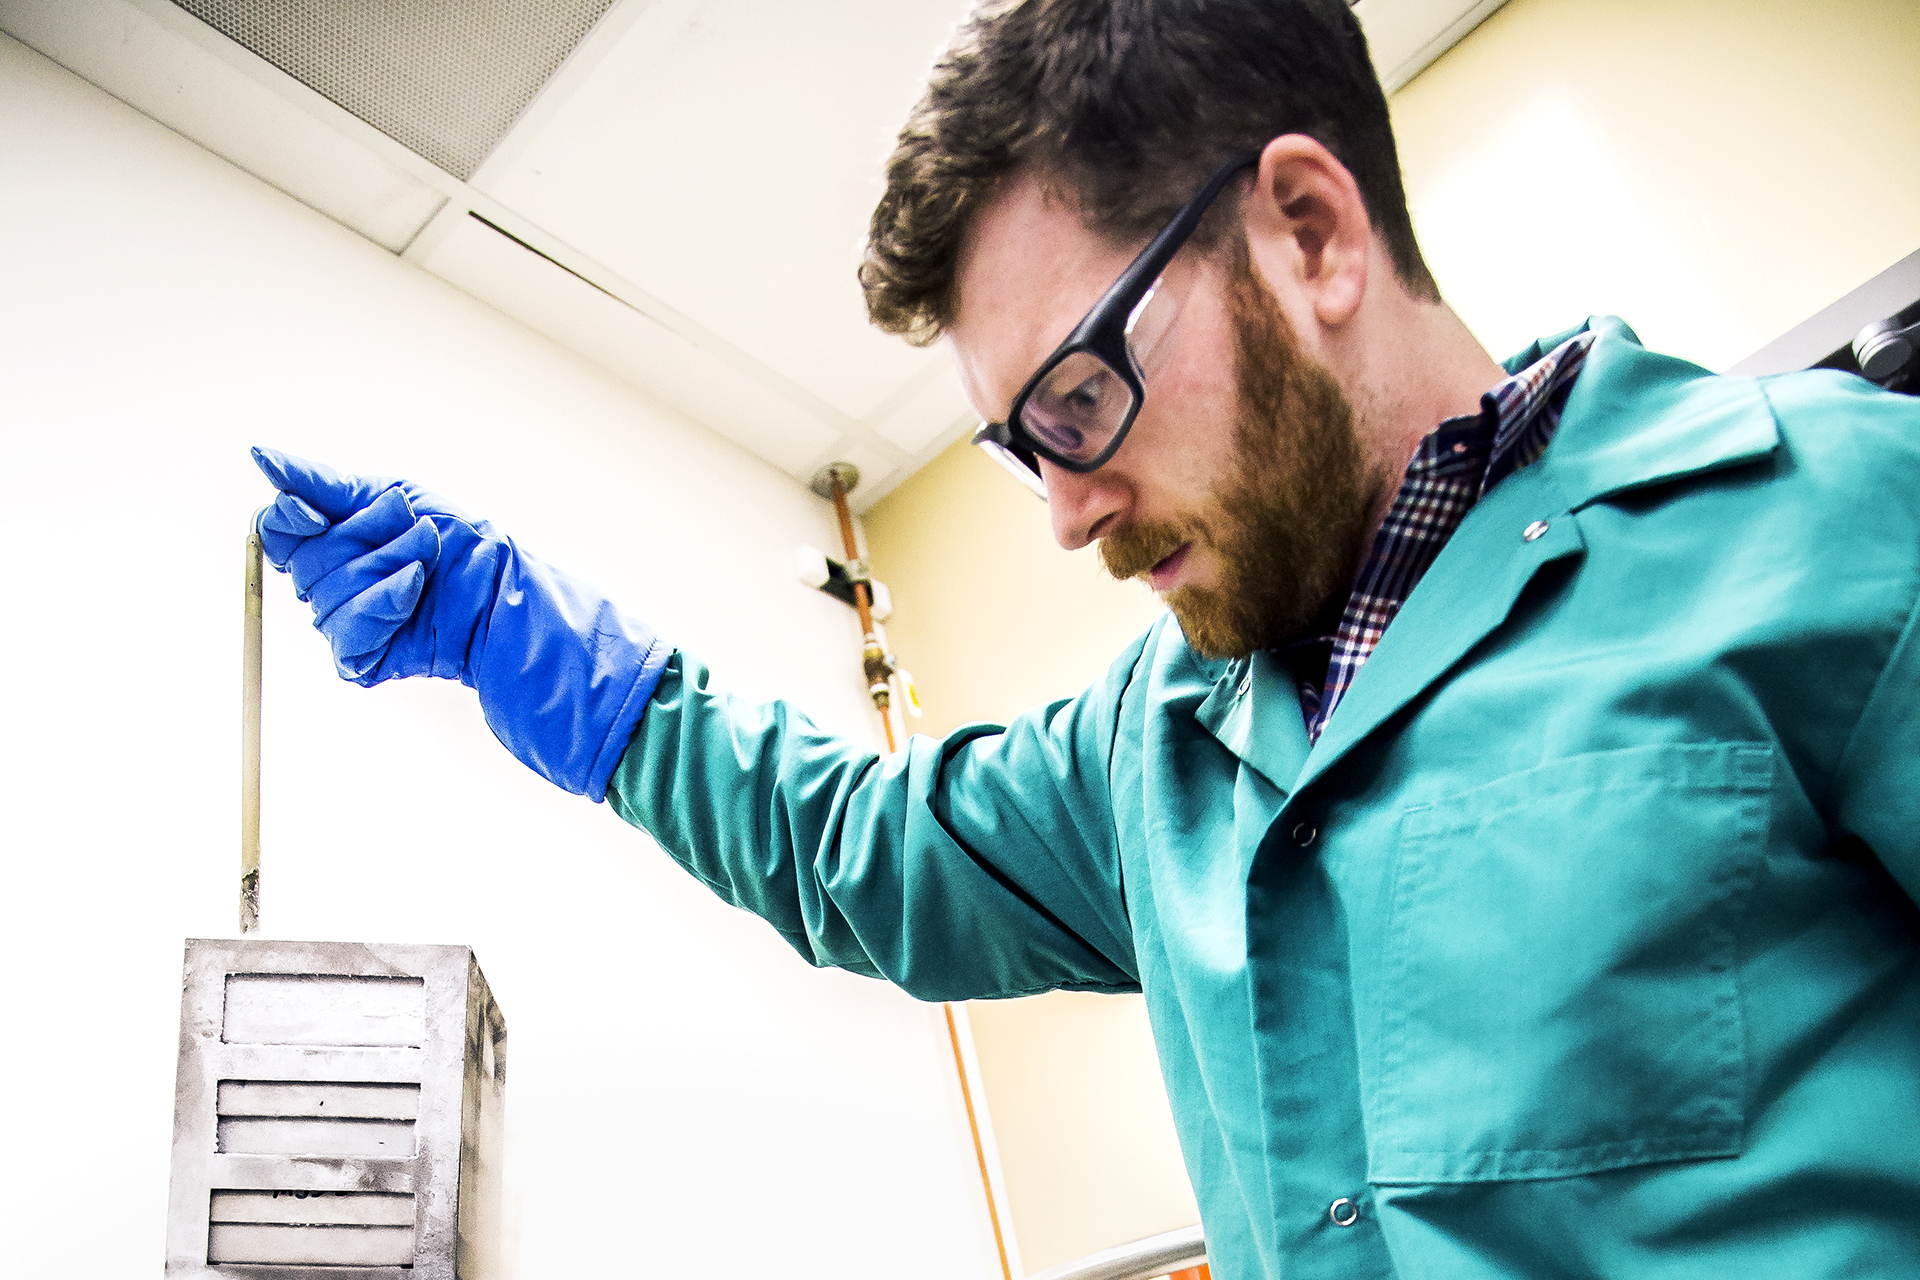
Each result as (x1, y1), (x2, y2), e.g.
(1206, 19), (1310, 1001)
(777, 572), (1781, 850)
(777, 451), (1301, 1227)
(252, 446), (671, 801)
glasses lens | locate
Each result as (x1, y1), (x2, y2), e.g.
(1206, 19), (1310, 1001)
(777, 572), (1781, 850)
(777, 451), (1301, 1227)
(975, 434), (1047, 498)
(1017, 350), (1135, 464)
(1125, 276), (1185, 382)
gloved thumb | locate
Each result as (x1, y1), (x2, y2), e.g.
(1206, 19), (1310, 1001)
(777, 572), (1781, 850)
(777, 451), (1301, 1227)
(256, 490), (329, 568)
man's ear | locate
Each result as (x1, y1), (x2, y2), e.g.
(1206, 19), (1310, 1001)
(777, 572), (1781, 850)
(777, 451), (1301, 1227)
(1239, 135), (1372, 331)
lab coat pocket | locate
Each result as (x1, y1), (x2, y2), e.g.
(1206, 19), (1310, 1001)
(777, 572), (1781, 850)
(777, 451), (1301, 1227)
(1367, 741), (1771, 1185)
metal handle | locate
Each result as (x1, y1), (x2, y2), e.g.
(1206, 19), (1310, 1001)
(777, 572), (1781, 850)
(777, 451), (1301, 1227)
(1853, 316), (1919, 384)
(1026, 1224), (1207, 1280)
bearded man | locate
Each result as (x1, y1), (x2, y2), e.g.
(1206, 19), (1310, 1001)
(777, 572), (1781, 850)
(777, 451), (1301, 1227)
(253, 1), (1920, 1276)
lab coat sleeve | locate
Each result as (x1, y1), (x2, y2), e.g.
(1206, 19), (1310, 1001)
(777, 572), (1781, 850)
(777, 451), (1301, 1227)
(1829, 578), (1920, 907)
(602, 641), (1148, 1002)
(1788, 373), (1920, 905)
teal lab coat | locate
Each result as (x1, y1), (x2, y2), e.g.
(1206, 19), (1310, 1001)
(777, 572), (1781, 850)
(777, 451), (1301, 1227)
(609, 317), (1920, 1279)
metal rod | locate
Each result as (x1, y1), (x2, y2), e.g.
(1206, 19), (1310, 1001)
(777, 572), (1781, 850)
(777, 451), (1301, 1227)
(240, 521), (263, 934)
(1026, 1225), (1208, 1280)
(828, 472), (897, 752)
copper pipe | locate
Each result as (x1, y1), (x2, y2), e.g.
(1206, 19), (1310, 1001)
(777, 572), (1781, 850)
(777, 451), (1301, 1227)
(828, 472), (897, 752)
(945, 1002), (1015, 1280)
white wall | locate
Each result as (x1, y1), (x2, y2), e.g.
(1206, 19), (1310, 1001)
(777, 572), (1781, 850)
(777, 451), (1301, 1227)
(0, 34), (998, 1279)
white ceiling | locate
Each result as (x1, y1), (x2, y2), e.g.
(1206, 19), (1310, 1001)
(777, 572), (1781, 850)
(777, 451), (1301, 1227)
(1, 0), (1505, 510)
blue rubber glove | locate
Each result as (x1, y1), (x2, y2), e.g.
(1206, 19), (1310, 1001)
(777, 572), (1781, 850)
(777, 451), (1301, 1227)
(252, 446), (672, 801)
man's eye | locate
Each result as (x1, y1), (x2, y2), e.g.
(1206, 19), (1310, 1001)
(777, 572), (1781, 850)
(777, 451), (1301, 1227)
(1023, 352), (1127, 452)
(1063, 374), (1106, 411)
(1050, 366), (1115, 415)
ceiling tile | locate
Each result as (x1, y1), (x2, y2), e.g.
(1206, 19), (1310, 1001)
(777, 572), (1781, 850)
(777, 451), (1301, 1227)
(475, 0), (962, 423)
(170, 0), (618, 180)
(417, 211), (838, 473)
(868, 358), (975, 455)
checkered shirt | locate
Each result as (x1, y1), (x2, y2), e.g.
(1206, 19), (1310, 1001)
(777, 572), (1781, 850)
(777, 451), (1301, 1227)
(1287, 331), (1596, 742)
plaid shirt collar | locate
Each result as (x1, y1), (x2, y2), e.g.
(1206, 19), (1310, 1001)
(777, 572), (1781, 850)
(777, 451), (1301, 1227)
(1285, 330), (1597, 742)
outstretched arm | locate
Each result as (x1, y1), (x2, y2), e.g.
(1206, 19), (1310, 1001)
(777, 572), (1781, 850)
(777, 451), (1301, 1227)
(609, 649), (1145, 1001)
(253, 448), (1142, 999)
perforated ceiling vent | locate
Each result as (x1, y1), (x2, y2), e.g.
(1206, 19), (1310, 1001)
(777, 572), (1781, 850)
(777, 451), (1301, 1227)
(171, 0), (618, 180)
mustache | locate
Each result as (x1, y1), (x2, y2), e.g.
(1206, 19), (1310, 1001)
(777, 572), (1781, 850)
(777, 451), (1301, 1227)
(1099, 519), (1200, 582)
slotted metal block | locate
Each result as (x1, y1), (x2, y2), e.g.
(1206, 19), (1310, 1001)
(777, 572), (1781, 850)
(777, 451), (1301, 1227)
(167, 939), (507, 1279)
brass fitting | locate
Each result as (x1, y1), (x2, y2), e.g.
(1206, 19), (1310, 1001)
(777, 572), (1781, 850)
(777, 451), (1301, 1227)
(863, 635), (896, 711)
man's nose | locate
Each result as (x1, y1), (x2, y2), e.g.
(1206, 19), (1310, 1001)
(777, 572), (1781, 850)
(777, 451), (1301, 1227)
(1044, 459), (1128, 550)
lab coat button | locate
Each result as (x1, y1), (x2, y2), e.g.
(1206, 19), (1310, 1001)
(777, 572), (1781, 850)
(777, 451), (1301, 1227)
(1329, 1197), (1360, 1227)
(1291, 822), (1318, 848)
(1522, 519), (1550, 542)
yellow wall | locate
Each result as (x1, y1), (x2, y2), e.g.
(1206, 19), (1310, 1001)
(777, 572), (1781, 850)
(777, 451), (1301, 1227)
(864, 0), (1920, 1273)
(1394, 0), (1920, 371)
(864, 440), (1166, 740)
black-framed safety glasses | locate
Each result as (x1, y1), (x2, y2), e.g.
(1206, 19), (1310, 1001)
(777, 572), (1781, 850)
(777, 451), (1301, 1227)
(973, 151), (1262, 497)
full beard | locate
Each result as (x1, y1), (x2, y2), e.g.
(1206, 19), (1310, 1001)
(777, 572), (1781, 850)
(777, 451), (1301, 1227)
(1099, 243), (1374, 660)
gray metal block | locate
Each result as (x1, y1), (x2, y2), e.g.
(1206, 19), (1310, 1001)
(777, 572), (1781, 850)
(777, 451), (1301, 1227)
(167, 940), (506, 1280)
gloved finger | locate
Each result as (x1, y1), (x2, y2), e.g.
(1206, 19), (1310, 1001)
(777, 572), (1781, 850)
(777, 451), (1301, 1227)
(256, 491), (330, 569)
(323, 560), (427, 682)
(283, 486), (418, 601)
(252, 445), (398, 525)
(306, 515), (440, 626)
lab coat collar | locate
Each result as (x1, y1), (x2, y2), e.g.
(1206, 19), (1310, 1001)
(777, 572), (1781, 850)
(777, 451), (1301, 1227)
(1196, 316), (1782, 797)
(1194, 650), (1312, 797)
(1515, 315), (1781, 511)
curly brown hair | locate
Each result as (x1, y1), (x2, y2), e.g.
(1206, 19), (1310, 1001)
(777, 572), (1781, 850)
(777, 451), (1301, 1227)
(860, 0), (1439, 345)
